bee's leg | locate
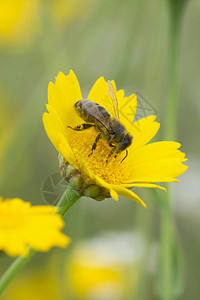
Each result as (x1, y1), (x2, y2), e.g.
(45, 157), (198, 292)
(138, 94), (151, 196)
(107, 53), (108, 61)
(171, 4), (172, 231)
(88, 132), (101, 157)
(120, 150), (128, 163)
(67, 123), (95, 131)
(106, 143), (116, 163)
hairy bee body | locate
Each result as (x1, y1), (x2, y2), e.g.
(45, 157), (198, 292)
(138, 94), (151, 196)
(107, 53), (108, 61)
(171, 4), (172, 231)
(74, 99), (133, 156)
(75, 99), (110, 128)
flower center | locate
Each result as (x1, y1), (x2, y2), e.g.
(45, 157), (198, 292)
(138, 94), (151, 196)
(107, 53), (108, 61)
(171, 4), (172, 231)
(68, 129), (129, 185)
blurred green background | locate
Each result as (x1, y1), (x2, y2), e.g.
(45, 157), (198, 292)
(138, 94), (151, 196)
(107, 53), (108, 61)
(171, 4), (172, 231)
(0, 0), (199, 299)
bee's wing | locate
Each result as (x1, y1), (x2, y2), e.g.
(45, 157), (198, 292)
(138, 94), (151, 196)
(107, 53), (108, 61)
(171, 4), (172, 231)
(107, 80), (120, 120)
(85, 101), (113, 133)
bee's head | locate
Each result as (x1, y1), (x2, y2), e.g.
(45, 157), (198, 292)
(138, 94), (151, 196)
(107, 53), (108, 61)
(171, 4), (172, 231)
(74, 100), (83, 117)
(74, 100), (81, 109)
(118, 134), (133, 152)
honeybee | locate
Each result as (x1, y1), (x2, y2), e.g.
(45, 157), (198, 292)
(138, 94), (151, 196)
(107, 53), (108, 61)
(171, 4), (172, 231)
(68, 80), (133, 162)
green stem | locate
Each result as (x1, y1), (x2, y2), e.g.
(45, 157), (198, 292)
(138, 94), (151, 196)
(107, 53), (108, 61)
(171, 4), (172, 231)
(0, 186), (81, 295)
(160, 1), (187, 300)
(55, 185), (80, 217)
(164, 0), (186, 141)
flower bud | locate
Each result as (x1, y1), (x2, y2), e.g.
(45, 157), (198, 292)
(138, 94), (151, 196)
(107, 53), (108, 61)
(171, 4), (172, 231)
(59, 155), (110, 201)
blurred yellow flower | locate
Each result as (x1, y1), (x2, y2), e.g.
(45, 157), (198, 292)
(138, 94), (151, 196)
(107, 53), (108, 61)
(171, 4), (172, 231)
(43, 70), (188, 207)
(0, 197), (70, 256)
(69, 262), (124, 299)
(1, 268), (59, 300)
(0, 0), (40, 48)
(49, 0), (92, 25)
(66, 232), (143, 299)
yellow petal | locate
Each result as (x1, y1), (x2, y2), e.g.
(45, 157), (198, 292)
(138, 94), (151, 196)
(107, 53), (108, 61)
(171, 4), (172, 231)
(0, 237), (27, 257)
(111, 185), (147, 207)
(94, 175), (118, 200)
(57, 132), (79, 168)
(117, 93), (137, 131)
(87, 76), (112, 113)
(120, 183), (166, 192)
(44, 105), (66, 137)
(128, 115), (160, 151)
(48, 70), (83, 127)
(30, 206), (58, 215)
(43, 112), (77, 167)
(127, 141), (188, 183)
(27, 215), (70, 250)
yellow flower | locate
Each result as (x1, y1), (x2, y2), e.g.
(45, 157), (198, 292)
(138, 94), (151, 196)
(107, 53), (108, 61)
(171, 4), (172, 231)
(43, 70), (188, 207)
(0, 197), (70, 257)
(0, 0), (40, 49)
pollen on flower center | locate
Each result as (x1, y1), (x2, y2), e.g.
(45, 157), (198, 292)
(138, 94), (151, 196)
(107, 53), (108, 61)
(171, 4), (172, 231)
(68, 129), (128, 185)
